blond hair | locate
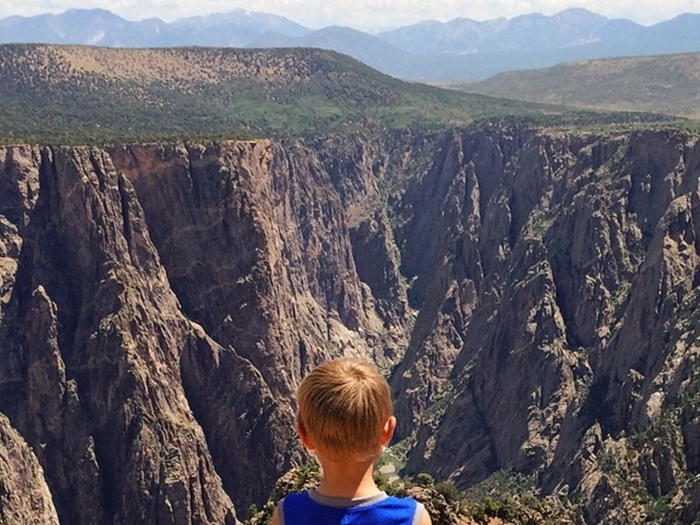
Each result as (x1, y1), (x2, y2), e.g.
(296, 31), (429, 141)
(297, 357), (393, 461)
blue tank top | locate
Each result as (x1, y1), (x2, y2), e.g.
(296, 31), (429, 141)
(279, 489), (424, 525)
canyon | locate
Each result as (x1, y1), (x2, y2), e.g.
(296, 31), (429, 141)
(0, 124), (698, 524)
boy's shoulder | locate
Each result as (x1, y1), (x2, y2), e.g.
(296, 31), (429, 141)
(283, 488), (419, 506)
(280, 490), (423, 524)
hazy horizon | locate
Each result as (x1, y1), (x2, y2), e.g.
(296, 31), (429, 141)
(0, 1), (699, 32)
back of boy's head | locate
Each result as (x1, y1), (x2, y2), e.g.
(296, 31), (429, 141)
(297, 357), (392, 461)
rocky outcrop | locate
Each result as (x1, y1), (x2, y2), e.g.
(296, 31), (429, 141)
(0, 413), (59, 525)
(0, 146), (39, 323)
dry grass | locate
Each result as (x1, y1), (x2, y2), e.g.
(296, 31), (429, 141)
(6, 45), (322, 86)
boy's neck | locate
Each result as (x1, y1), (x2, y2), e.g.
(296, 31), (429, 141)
(315, 458), (380, 499)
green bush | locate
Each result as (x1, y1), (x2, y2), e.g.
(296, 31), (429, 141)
(435, 481), (459, 503)
(416, 472), (435, 487)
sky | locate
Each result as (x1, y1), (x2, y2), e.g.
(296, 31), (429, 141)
(0, 0), (699, 31)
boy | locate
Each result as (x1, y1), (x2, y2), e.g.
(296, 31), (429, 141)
(272, 357), (432, 525)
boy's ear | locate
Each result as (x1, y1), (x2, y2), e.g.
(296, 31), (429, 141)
(297, 422), (315, 450)
(380, 416), (397, 446)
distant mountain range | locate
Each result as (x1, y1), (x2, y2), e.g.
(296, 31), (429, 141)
(2, 7), (700, 80)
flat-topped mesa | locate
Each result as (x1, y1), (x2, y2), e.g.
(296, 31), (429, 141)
(2, 43), (637, 146)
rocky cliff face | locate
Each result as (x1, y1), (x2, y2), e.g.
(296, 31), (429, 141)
(0, 126), (698, 524)
(395, 127), (700, 524)
(0, 413), (59, 525)
(0, 134), (418, 524)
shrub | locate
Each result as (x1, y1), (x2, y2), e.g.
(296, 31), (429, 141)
(435, 481), (460, 503)
(416, 472), (435, 487)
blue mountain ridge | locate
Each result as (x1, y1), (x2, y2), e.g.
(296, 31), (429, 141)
(1, 7), (699, 80)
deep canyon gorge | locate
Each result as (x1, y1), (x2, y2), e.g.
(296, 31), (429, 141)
(0, 125), (699, 524)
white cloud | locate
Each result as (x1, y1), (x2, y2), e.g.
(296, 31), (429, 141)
(0, 0), (698, 28)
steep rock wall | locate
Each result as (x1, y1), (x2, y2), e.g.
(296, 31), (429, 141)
(397, 128), (700, 524)
(0, 137), (412, 523)
(0, 413), (59, 525)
